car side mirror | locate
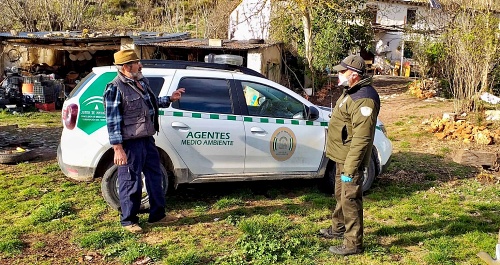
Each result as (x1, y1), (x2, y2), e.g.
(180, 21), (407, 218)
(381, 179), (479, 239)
(306, 106), (319, 121)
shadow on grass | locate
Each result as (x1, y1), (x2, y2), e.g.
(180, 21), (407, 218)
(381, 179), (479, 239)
(162, 178), (332, 225)
(367, 151), (478, 198)
(373, 212), (500, 247)
(167, 178), (322, 205)
(161, 151), (478, 226)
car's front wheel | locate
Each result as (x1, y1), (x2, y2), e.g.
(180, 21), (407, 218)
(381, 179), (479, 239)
(101, 164), (169, 211)
(321, 155), (377, 194)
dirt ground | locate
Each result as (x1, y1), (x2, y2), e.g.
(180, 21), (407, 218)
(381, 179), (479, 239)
(373, 75), (454, 124)
(310, 75), (453, 125)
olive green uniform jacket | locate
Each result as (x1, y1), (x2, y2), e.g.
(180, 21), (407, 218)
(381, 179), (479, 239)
(326, 77), (381, 176)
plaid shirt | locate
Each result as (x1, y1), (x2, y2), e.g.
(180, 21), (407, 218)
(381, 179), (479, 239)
(104, 73), (171, 145)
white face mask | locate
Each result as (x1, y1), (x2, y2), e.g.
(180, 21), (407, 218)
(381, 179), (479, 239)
(338, 72), (358, 87)
(338, 73), (350, 87)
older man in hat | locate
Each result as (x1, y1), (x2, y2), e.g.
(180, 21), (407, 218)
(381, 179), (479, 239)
(103, 49), (184, 234)
(318, 55), (380, 255)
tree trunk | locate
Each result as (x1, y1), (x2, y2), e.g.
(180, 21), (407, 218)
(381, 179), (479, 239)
(302, 9), (314, 94)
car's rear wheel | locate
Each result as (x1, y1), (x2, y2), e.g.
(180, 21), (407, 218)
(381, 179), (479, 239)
(321, 154), (377, 194)
(101, 163), (169, 211)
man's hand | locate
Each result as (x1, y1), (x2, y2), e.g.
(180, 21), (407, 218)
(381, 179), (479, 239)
(170, 88), (185, 101)
(113, 144), (127, 165)
(340, 174), (353, 182)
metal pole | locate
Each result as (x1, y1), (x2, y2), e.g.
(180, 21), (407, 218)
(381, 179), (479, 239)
(400, 39), (405, 76)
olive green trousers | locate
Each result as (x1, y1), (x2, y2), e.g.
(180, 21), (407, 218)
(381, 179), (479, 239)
(331, 162), (364, 250)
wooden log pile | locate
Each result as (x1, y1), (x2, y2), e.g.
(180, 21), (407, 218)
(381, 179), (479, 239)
(408, 79), (439, 99)
(424, 117), (500, 145)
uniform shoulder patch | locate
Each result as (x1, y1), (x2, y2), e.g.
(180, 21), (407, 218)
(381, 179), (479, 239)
(360, 106), (373, 117)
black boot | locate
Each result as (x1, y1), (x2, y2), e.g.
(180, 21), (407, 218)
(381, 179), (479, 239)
(328, 245), (363, 256)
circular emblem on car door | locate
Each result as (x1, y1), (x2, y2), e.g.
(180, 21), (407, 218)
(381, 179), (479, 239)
(270, 127), (297, 161)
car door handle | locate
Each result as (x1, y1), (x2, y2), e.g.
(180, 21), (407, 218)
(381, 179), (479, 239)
(250, 127), (267, 135)
(171, 122), (190, 131)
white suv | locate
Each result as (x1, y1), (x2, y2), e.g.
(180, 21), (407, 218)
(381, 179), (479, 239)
(57, 58), (392, 210)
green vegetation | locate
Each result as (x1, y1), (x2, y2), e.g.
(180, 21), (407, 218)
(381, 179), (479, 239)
(0, 111), (61, 127)
(0, 104), (499, 265)
(213, 197), (245, 210)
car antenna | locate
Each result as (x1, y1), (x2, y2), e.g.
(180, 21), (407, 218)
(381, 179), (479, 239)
(327, 67), (333, 114)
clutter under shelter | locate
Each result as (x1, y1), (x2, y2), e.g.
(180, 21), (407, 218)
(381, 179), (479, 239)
(0, 31), (125, 110)
(0, 31), (190, 111)
(0, 31), (282, 111)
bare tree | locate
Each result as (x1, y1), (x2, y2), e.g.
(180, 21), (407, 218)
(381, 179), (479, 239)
(202, 0), (240, 39)
(438, 0), (500, 112)
(0, 0), (41, 31)
(0, 0), (107, 31)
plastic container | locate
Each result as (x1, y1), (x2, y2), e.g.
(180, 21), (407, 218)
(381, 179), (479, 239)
(204, 54), (244, 66)
(35, 102), (55, 111)
(22, 83), (34, 93)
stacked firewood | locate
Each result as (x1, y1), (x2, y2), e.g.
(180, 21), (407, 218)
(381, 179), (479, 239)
(408, 79), (439, 99)
(424, 117), (500, 145)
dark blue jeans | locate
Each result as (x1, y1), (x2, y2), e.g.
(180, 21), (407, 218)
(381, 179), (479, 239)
(118, 136), (166, 226)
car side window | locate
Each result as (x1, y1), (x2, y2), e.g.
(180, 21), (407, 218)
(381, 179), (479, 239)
(241, 81), (305, 119)
(172, 77), (233, 114)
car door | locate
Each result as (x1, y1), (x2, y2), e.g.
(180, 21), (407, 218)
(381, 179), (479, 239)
(160, 71), (245, 174)
(235, 79), (326, 173)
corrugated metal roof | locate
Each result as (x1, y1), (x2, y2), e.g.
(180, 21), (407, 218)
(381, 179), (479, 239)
(372, 0), (428, 6)
(373, 24), (404, 32)
(0, 30), (277, 51)
(142, 39), (281, 50)
(0, 30), (190, 43)
(131, 32), (190, 45)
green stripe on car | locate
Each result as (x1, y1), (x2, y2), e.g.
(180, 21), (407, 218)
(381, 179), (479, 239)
(160, 111), (330, 127)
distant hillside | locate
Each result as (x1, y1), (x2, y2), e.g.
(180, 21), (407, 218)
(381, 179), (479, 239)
(0, 0), (241, 38)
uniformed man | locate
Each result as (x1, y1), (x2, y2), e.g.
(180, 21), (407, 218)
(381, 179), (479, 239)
(319, 55), (380, 256)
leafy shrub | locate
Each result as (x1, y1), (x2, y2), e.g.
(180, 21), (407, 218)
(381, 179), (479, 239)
(117, 242), (163, 264)
(0, 238), (23, 255)
(31, 202), (73, 224)
(235, 214), (304, 264)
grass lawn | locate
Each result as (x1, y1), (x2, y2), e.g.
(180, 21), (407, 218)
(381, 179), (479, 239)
(0, 105), (499, 265)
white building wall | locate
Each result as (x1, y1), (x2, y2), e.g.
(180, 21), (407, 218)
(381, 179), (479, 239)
(247, 52), (262, 73)
(370, 1), (446, 66)
(228, 0), (449, 73)
(375, 2), (407, 26)
(229, 0), (271, 40)
(374, 2), (443, 30)
(247, 45), (281, 83)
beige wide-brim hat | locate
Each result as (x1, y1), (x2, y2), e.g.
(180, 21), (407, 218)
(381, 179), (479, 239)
(114, 49), (140, 65)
